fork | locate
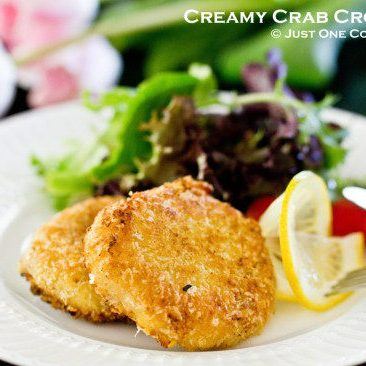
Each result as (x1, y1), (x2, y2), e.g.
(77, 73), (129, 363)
(265, 236), (366, 296)
(327, 267), (366, 296)
(265, 186), (366, 297)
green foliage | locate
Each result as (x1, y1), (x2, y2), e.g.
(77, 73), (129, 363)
(17, 0), (362, 91)
(233, 85), (346, 170)
(319, 124), (348, 170)
(216, 0), (355, 88)
(32, 71), (200, 209)
(82, 88), (136, 111)
(32, 62), (351, 209)
(92, 72), (199, 181)
(143, 23), (249, 77)
(188, 63), (218, 106)
(95, 0), (324, 87)
(95, 0), (350, 89)
(136, 96), (195, 185)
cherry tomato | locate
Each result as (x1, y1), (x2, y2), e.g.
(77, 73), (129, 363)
(247, 196), (276, 221)
(332, 199), (366, 237)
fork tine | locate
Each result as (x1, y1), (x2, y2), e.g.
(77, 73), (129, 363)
(335, 273), (366, 284)
(330, 280), (366, 292)
(327, 287), (361, 297)
(327, 267), (366, 296)
(338, 268), (366, 280)
(338, 267), (366, 280)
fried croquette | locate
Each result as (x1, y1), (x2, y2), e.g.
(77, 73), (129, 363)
(84, 177), (275, 350)
(19, 196), (124, 322)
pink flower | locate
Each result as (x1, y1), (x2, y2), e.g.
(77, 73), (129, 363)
(27, 65), (79, 107)
(0, 42), (16, 115)
(0, 2), (16, 49)
(0, 0), (98, 52)
(22, 36), (122, 107)
(0, 0), (121, 108)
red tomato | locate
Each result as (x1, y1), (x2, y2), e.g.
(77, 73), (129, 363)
(332, 199), (366, 237)
(247, 196), (276, 221)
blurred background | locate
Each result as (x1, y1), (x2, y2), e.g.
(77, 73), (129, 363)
(1, 0), (366, 118)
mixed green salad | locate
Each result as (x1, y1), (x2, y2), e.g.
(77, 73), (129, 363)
(32, 50), (348, 211)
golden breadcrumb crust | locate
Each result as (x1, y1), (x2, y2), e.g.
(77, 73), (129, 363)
(19, 196), (124, 322)
(84, 177), (275, 349)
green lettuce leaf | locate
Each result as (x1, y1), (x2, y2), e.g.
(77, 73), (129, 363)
(92, 72), (199, 181)
(32, 71), (200, 209)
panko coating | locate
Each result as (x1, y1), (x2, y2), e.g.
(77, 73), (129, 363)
(84, 177), (275, 350)
(19, 196), (124, 322)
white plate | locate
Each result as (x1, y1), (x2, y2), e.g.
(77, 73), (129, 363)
(0, 102), (366, 366)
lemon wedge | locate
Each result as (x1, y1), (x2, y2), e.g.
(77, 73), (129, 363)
(260, 171), (365, 310)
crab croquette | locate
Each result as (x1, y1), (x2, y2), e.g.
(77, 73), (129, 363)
(84, 177), (275, 350)
(19, 196), (124, 322)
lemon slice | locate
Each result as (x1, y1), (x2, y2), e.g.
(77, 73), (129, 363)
(260, 197), (297, 301)
(260, 171), (365, 309)
(266, 237), (297, 302)
(280, 171), (365, 310)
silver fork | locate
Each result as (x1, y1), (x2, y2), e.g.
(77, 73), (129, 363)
(327, 267), (366, 296)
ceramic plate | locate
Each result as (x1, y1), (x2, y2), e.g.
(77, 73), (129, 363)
(0, 102), (366, 366)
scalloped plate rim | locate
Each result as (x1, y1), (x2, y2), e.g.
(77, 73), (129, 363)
(0, 102), (366, 366)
